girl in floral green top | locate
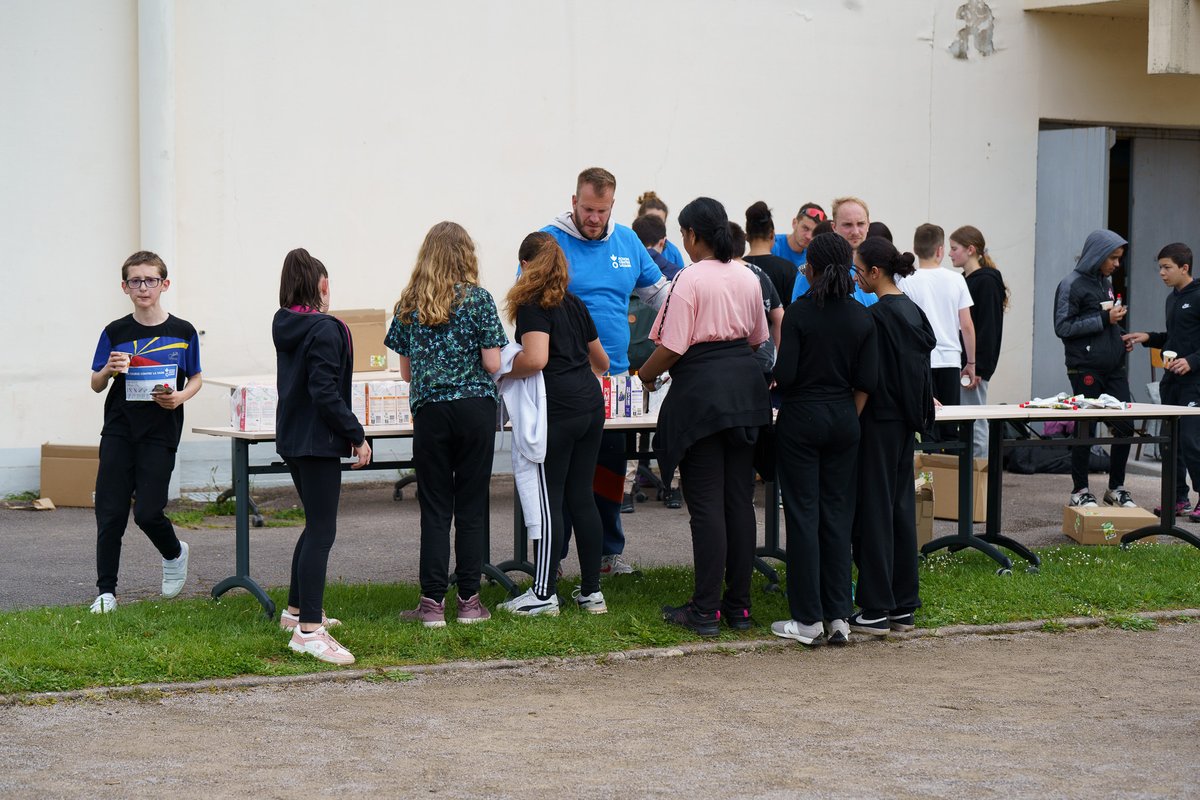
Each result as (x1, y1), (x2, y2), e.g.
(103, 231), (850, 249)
(386, 221), (508, 627)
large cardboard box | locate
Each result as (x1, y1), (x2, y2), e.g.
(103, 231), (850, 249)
(40, 444), (100, 508)
(333, 308), (389, 373)
(1063, 506), (1160, 545)
(914, 453), (987, 523)
(915, 474), (935, 550)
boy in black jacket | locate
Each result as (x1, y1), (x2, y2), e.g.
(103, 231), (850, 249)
(1053, 229), (1134, 508)
(1123, 243), (1200, 519)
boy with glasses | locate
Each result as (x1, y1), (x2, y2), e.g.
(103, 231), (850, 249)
(87, 251), (203, 613)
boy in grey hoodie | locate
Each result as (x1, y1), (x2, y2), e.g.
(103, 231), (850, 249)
(1053, 228), (1135, 508)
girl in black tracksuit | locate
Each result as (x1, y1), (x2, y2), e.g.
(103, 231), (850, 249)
(274, 248), (371, 666)
(849, 237), (936, 636)
(771, 233), (878, 646)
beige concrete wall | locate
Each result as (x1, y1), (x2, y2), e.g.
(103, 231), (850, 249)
(2, 0), (1198, 491)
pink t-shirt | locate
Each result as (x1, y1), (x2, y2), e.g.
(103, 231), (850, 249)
(651, 259), (769, 354)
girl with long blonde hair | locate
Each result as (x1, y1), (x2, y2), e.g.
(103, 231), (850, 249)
(385, 221), (508, 627)
(497, 232), (610, 617)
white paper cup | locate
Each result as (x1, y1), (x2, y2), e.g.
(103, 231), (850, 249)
(1163, 350), (1177, 365)
(1100, 300), (1114, 310)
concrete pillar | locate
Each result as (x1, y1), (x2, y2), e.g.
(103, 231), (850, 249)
(138, 0), (176, 308)
(1149, 0), (1200, 75)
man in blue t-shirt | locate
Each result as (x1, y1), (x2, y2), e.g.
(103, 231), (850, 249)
(543, 167), (670, 574)
(772, 202), (826, 271)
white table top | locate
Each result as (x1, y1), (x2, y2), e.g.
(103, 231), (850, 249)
(933, 402), (1200, 422)
(194, 413), (662, 441)
(206, 371), (405, 390)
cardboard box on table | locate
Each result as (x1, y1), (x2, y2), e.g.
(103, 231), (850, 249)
(913, 453), (988, 523)
(914, 473), (935, 549)
(332, 309), (389, 372)
(40, 444), (99, 507)
(1062, 506), (1160, 545)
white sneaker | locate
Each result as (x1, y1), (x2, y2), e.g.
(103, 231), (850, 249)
(162, 540), (189, 598)
(497, 588), (560, 617)
(599, 554), (638, 576)
(1070, 490), (1099, 508)
(572, 587), (608, 614)
(771, 619), (823, 645)
(1103, 487), (1136, 508)
(825, 618), (850, 646)
(288, 626), (355, 665)
(90, 593), (117, 614)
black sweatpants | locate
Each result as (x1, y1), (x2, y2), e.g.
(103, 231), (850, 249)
(851, 416), (921, 617)
(533, 408), (604, 599)
(678, 430), (758, 616)
(930, 367), (961, 445)
(1067, 370), (1133, 493)
(1160, 380), (1200, 499)
(412, 397), (496, 603)
(286, 456), (342, 624)
(777, 400), (860, 624)
(94, 435), (183, 595)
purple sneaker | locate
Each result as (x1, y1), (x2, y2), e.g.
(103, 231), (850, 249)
(400, 596), (446, 628)
(455, 593), (491, 624)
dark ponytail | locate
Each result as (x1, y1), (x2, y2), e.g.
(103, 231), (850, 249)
(858, 236), (916, 280)
(678, 197), (733, 262)
(744, 200), (774, 241)
(805, 233), (855, 307)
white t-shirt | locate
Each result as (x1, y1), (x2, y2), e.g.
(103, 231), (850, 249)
(897, 266), (973, 368)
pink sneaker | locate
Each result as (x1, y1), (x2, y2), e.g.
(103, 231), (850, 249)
(456, 593), (491, 624)
(279, 609), (341, 631)
(288, 626), (355, 665)
(400, 596), (446, 628)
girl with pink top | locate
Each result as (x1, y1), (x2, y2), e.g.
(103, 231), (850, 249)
(639, 197), (772, 637)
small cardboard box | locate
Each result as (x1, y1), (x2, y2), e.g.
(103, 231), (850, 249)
(1063, 506), (1160, 545)
(40, 444), (100, 508)
(915, 474), (935, 550)
(914, 453), (988, 523)
(333, 308), (389, 373)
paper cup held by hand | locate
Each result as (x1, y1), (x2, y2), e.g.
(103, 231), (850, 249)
(1100, 300), (1114, 310)
(1163, 350), (1177, 365)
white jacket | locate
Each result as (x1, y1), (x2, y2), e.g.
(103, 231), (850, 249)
(493, 343), (549, 540)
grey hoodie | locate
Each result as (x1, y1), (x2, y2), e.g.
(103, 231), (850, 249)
(1053, 229), (1128, 372)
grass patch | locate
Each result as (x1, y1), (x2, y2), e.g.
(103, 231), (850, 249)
(3, 490), (39, 503)
(3, 544), (1198, 695)
(165, 509), (206, 528)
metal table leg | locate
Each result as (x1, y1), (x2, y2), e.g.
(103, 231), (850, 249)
(211, 437), (276, 618)
(1124, 415), (1200, 548)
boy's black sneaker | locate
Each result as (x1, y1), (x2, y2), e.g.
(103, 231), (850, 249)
(888, 612), (916, 632)
(849, 611), (890, 637)
(662, 602), (719, 637)
(722, 607), (753, 631)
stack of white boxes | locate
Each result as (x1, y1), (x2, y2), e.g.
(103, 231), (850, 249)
(229, 379), (411, 431)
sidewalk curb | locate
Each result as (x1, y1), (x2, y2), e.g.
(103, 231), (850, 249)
(6, 608), (1198, 706)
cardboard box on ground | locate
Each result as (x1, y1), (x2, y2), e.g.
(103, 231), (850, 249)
(915, 472), (935, 550)
(1063, 506), (1160, 545)
(40, 444), (99, 508)
(332, 309), (390, 373)
(913, 453), (987, 523)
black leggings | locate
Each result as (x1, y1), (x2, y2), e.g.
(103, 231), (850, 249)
(94, 435), (183, 595)
(286, 456), (343, 624)
(534, 408), (604, 598)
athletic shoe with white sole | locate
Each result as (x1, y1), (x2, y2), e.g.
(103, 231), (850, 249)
(771, 619), (824, 645)
(572, 587), (608, 614)
(400, 596), (446, 628)
(161, 541), (189, 598)
(279, 609), (341, 631)
(825, 618), (850, 646)
(600, 554), (639, 576)
(888, 612), (916, 633)
(455, 593), (491, 624)
(1103, 487), (1136, 508)
(1069, 490), (1099, 507)
(288, 626), (355, 665)
(849, 611), (890, 636)
(90, 593), (117, 614)
(497, 588), (560, 617)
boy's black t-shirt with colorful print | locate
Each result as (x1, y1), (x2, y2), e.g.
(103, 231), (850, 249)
(90, 314), (202, 447)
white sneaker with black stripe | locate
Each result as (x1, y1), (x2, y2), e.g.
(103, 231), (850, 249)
(1069, 489), (1099, 507)
(1103, 487), (1136, 508)
(497, 588), (560, 617)
(572, 587), (607, 614)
